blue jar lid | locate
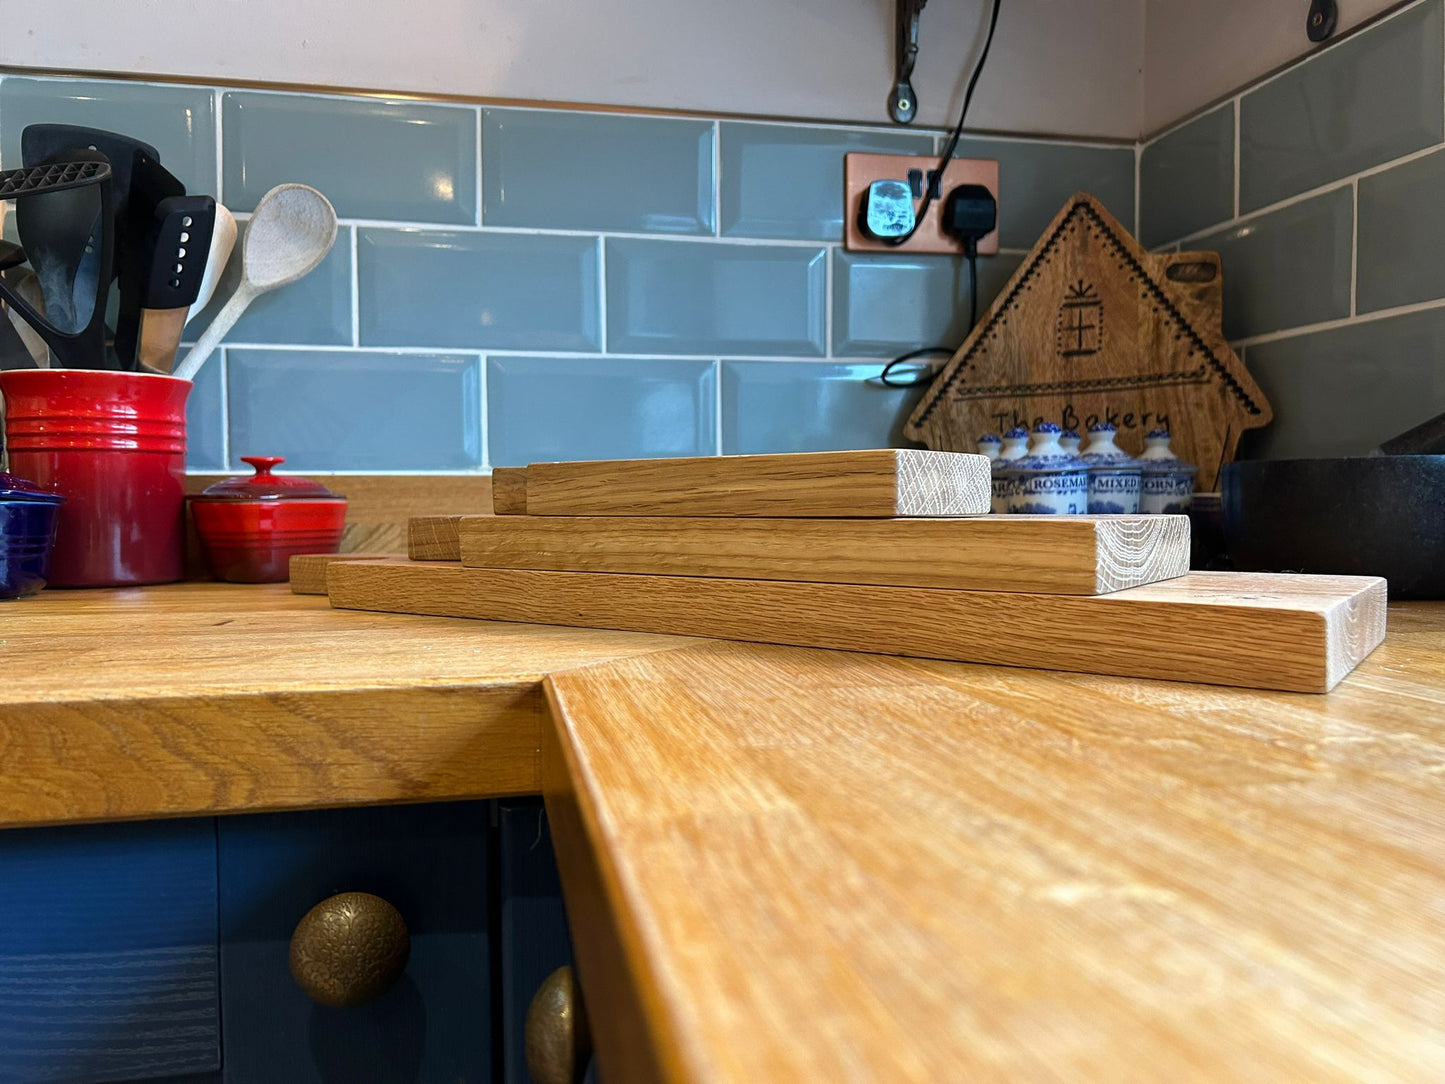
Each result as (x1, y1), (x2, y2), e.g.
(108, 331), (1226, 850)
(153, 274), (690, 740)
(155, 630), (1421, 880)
(1061, 428), (1080, 439)
(1003, 426), (1028, 439)
(0, 471), (65, 504)
(1087, 421), (1117, 434)
(1033, 421), (1063, 435)
(977, 433), (1002, 444)
(1145, 427), (1171, 439)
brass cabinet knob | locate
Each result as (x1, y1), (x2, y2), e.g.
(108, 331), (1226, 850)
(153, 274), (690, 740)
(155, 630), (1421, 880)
(289, 891), (410, 1008)
(525, 965), (592, 1084)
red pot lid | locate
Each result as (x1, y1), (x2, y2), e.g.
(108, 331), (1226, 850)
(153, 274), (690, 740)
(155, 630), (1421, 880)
(195, 457), (344, 501)
(0, 469), (65, 504)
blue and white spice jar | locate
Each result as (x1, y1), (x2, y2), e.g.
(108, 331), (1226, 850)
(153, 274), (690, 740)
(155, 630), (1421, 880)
(1138, 428), (1197, 513)
(976, 433), (1002, 461)
(991, 426), (1029, 514)
(1079, 422), (1142, 514)
(1006, 422), (1089, 514)
(1059, 428), (1082, 455)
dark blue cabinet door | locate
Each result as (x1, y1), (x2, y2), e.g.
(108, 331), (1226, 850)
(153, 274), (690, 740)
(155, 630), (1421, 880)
(217, 801), (490, 1083)
(497, 800), (575, 1084)
(0, 818), (220, 1083)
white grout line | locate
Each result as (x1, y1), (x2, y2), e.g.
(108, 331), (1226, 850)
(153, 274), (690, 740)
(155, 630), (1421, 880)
(214, 87), (225, 206)
(823, 246), (835, 358)
(711, 120), (722, 236)
(476, 351), (490, 470)
(1349, 178), (1359, 317)
(596, 238), (608, 352)
(1232, 97), (1241, 219)
(217, 343), (851, 362)
(348, 226), (360, 347)
(1230, 294), (1445, 348)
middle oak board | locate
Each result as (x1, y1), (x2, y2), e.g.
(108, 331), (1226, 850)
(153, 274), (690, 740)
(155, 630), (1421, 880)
(458, 514), (1191, 595)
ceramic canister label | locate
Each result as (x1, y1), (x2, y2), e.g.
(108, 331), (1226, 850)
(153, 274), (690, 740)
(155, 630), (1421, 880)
(1088, 471), (1140, 514)
(1140, 472), (1192, 513)
(1011, 472), (1088, 514)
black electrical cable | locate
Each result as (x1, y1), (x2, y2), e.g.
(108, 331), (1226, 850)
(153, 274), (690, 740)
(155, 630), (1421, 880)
(884, 0), (1003, 248)
(876, 249), (982, 388)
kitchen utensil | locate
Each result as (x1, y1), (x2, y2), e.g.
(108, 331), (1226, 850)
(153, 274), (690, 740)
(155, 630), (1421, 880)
(903, 194), (1273, 492)
(4, 268), (51, 367)
(186, 204), (237, 323)
(0, 241), (36, 370)
(174, 185), (337, 383)
(189, 456), (347, 583)
(0, 368), (190, 586)
(112, 150), (185, 369)
(1221, 411), (1445, 598)
(135, 195), (216, 374)
(1, 156), (115, 369)
(0, 469), (65, 598)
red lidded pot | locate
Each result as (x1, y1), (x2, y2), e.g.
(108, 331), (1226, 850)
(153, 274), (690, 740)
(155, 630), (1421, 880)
(189, 456), (347, 583)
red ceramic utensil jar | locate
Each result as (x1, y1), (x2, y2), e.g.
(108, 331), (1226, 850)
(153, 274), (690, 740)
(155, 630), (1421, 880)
(189, 457), (347, 583)
(0, 369), (190, 587)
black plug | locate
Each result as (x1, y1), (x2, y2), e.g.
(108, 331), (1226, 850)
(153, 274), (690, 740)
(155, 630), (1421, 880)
(941, 184), (997, 255)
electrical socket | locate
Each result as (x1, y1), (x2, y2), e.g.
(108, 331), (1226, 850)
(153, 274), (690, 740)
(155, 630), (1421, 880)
(844, 152), (1000, 255)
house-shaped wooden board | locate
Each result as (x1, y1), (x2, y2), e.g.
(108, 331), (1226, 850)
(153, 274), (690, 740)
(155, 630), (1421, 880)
(904, 193), (1271, 491)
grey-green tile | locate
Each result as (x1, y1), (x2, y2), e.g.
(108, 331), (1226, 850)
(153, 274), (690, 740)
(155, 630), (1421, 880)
(721, 361), (924, 453)
(606, 239), (824, 356)
(0, 78), (216, 194)
(227, 349), (481, 470)
(1197, 187), (1352, 340)
(1357, 146), (1445, 312)
(719, 123), (932, 241)
(222, 93), (476, 222)
(1243, 309), (1445, 458)
(358, 229), (599, 351)
(482, 109), (712, 233)
(184, 358), (225, 471)
(487, 356), (716, 465)
(833, 249), (1023, 357)
(183, 224), (352, 346)
(1140, 104), (1234, 247)
(950, 138), (1135, 249)
(1240, 0), (1444, 211)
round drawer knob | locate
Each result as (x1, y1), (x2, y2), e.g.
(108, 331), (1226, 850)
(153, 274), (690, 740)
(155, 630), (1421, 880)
(525, 965), (592, 1084)
(289, 891), (410, 1008)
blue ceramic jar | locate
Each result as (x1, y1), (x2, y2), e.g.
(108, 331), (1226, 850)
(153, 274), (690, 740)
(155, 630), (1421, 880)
(1079, 422), (1143, 514)
(0, 471), (64, 599)
(1138, 428), (1197, 513)
(1007, 422), (1089, 514)
(990, 427), (1029, 513)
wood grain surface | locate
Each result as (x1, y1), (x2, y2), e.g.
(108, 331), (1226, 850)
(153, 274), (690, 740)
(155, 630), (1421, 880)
(492, 467), (528, 515)
(327, 561), (1386, 692)
(543, 613), (1445, 1082)
(903, 194), (1272, 491)
(459, 514), (1190, 594)
(289, 552), (406, 594)
(408, 515), (464, 560)
(521, 450), (991, 517)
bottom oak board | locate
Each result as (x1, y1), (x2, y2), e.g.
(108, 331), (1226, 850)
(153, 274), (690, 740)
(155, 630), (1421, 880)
(327, 561), (1386, 692)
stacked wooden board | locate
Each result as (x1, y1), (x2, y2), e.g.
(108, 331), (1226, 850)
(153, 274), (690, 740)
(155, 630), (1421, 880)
(306, 450), (1388, 693)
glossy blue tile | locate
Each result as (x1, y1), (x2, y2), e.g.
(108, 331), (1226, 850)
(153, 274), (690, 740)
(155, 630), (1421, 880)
(719, 123), (932, 240)
(1140, 104), (1234, 247)
(1357, 147), (1445, 312)
(721, 361), (924, 453)
(358, 229), (599, 351)
(0, 77), (217, 194)
(487, 355), (716, 464)
(1243, 308), (1445, 458)
(483, 109), (712, 233)
(951, 137), (1135, 249)
(183, 223), (352, 346)
(606, 239), (824, 355)
(833, 249), (1023, 357)
(227, 348), (480, 470)
(222, 92), (476, 222)
(1196, 187), (1352, 340)
(185, 357), (225, 470)
(1240, 0), (1444, 211)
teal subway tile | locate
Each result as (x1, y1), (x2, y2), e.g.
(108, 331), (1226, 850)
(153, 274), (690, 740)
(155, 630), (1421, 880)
(721, 360), (924, 453)
(184, 358), (225, 471)
(358, 229), (599, 351)
(482, 108), (712, 233)
(227, 349), (480, 470)
(832, 249), (1023, 357)
(606, 239), (824, 355)
(0, 77), (216, 194)
(719, 123), (932, 240)
(1357, 147), (1445, 312)
(183, 224), (352, 346)
(222, 93), (476, 222)
(950, 137), (1135, 249)
(1243, 309), (1445, 458)
(1240, 0), (1444, 211)
(1140, 104), (1234, 247)
(1196, 187), (1352, 340)
(487, 355), (716, 465)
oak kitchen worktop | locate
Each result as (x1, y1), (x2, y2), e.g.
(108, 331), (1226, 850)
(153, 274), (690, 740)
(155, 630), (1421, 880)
(2, 584), (1443, 1080)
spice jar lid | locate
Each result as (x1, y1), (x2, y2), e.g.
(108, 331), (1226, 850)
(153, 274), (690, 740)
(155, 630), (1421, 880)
(195, 456), (344, 501)
(0, 470), (65, 504)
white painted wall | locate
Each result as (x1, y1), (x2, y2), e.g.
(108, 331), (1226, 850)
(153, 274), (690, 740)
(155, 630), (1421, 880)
(1142, 0), (1405, 133)
(0, 0), (1145, 140)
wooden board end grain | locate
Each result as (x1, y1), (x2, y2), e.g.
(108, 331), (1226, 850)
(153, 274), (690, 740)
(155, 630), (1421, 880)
(459, 514), (1191, 594)
(522, 449), (991, 517)
(289, 552), (407, 594)
(408, 515), (463, 561)
(491, 467), (528, 515)
(327, 561), (1387, 692)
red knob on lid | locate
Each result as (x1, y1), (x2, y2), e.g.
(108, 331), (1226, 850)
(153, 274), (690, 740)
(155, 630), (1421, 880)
(196, 455), (343, 501)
